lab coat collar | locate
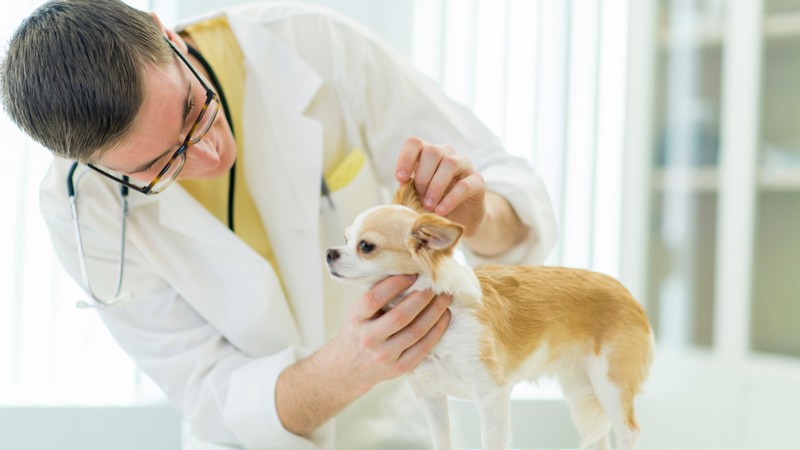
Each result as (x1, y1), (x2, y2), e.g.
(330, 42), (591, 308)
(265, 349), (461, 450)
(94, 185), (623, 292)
(175, 8), (322, 113)
(156, 184), (256, 259)
(162, 8), (326, 240)
(157, 10), (324, 249)
(226, 12), (323, 115)
(227, 10), (324, 231)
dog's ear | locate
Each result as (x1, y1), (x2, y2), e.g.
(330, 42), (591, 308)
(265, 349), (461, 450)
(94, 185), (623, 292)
(410, 213), (464, 253)
(393, 179), (425, 213)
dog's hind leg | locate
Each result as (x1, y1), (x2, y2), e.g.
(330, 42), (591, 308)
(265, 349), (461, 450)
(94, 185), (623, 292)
(587, 348), (645, 450)
(474, 388), (512, 450)
(558, 370), (612, 449)
(592, 434), (610, 450)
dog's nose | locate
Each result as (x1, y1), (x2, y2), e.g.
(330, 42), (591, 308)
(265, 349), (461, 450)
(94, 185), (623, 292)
(326, 248), (340, 263)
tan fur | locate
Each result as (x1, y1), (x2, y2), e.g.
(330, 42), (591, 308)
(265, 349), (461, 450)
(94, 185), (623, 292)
(472, 264), (653, 430)
(393, 179), (425, 212)
(409, 214), (463, 283)
(393, 182), (465, 281)
(359, 207), (417, 255)
(357, 207), (423, 274)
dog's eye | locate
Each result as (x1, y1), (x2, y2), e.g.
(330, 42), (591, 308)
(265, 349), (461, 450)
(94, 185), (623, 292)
(359, 240), (375, 254)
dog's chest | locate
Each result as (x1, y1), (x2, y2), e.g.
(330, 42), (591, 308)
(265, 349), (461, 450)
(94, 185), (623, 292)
(409, 305), (493, 400)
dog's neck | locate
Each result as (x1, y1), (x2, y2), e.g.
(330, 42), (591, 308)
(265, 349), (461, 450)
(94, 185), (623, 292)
(407, 256), (482, 306)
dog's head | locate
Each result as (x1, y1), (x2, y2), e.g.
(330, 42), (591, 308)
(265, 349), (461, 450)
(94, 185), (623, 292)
(325, 181), (464, 285)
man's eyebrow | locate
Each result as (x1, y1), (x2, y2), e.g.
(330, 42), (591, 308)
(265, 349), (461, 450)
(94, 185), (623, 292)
(128, 81), (193, 174)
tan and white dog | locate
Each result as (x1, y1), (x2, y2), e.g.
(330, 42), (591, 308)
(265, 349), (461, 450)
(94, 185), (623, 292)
(325, 182), (654, 450)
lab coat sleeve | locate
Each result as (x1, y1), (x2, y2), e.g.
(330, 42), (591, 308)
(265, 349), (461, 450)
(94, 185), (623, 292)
(39, 178), (326, 450)
(96, 289), (324, 450)
(315, 13), (558, 265)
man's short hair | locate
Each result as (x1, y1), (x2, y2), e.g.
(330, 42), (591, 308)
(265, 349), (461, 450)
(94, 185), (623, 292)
(0, 0), (172, 162)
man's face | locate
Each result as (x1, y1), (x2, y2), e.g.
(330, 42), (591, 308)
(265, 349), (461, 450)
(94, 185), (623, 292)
(96, 52), (236, 184)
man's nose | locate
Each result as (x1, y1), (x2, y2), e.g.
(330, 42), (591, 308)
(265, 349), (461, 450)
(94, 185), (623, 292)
(190, 140), (216, 162)
(326, 248), (340, 263)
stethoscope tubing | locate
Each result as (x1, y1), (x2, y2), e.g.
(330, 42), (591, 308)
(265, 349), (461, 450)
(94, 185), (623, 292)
(68, 162), (129, 309)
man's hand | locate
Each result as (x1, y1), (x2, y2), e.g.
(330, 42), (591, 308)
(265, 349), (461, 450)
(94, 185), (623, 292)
(394, 136), (530, 256)
(332, 275), (452, 395)
(275, 275), (451, 435)
(395, 137), (486, 237)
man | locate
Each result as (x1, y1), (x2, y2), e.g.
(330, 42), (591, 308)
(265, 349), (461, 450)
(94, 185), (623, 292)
(0, 0), (557, 448)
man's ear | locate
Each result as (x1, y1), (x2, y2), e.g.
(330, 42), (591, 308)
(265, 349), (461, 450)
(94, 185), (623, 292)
(393, 178), (425, 213)
(410, 214), (464, 252)
(150, 12), (188, 53)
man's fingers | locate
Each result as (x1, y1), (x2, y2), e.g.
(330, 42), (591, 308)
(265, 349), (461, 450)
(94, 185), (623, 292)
(353, 275), (417, 321)
(413, 144), (456, 200)
(423, 155), (475, 211)
(373, 289), (436, 336)
(395, 308), (452, 373)
(435, 172), (484, 216)
(395, 137), (425, 182)
(385, 293), (451, 351)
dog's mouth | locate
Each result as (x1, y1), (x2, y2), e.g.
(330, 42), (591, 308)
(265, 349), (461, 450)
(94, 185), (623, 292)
(328, 270), (378, 284)
(328, 269), (358, 280)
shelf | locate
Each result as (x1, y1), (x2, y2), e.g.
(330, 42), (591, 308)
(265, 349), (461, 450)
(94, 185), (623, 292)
(759, 167), (800, 190)
(652, 167), (719, 192)
(765, 9), (800, 39)
(652, 166), (800, 191)
(659, 9), (800, 49)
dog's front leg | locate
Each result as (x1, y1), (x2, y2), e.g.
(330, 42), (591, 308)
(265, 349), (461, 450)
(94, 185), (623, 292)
(475, 389), (512, 450)
(411, 381), (451, 450)
(419, 394), (451, 450)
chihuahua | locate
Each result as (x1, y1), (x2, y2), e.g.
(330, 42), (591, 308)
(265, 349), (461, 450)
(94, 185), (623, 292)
(325, 182), (654, 450)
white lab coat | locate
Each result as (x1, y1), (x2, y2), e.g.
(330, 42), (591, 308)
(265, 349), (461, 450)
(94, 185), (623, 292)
(38, 3), (557, 449)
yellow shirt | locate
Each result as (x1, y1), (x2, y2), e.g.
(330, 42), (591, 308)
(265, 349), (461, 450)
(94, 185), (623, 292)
(180, 18), (282, 282)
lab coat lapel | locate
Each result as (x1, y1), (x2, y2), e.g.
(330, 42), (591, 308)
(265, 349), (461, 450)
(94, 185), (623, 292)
(154, 184), (304, 355)
(157, 185), (252, 257)
(228, 13), (328, 348)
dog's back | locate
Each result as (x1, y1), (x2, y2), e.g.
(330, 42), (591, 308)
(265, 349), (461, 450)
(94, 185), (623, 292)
(473, 265), (651, 375)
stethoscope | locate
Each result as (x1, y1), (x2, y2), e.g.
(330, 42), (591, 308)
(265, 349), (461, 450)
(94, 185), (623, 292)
(67, 165), (335, 310)
(66, 44), (337, 309)
(67, 162), (130, 309)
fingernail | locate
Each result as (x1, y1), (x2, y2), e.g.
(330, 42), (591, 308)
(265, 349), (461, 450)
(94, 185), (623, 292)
(424, 198), (435, 209)
(397, 170), (408, 181)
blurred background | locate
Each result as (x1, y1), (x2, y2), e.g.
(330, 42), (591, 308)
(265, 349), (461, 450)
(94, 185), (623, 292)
(1, 0), (799, 449)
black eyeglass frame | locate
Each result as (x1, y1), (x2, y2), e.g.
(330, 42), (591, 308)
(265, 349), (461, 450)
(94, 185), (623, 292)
(86, 38), (220, 195)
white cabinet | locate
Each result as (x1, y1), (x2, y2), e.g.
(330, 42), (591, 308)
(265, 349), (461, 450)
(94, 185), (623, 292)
(623, 0), (800, 448)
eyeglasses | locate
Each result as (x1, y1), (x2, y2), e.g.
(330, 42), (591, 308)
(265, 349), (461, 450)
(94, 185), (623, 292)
(87, 39), (221, 195)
